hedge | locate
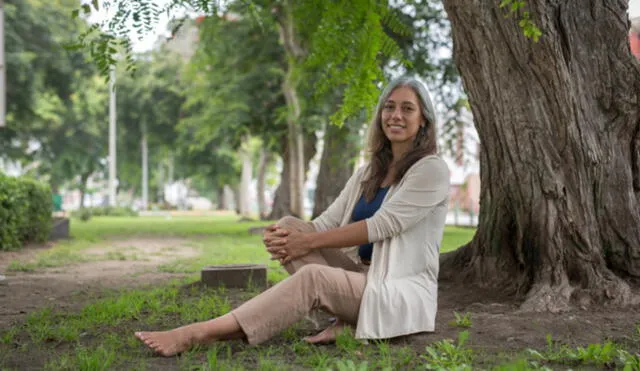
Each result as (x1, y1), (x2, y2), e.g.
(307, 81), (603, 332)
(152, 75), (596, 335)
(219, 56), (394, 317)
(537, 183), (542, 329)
(0, 173), (53, 250)
(71, 206), (138, 221)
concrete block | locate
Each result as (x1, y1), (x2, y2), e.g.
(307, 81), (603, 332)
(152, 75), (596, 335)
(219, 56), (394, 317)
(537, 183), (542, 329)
(201, 264), (267, 289)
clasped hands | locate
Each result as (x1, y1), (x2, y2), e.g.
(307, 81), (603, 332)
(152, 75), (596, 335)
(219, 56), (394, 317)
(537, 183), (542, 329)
(263, 224), (312, 264)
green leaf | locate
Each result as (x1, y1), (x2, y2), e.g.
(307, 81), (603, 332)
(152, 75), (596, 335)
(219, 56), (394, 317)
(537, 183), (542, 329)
(92, 0), (99, 11)
(81, 4), (91, 15)
(71, 9), (80, 19)
(62, 43), (84, 51)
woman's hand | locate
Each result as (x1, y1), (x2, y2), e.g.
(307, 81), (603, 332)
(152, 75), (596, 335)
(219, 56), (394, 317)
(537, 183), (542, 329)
(266, 230), (313, 264)
(262, 224), (290, 247)
(263, 224), (290, 261)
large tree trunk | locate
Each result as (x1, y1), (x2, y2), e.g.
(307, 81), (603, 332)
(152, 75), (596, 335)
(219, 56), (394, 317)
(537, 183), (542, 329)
(312, 121), (360, 218)
(441, 0), (640, 311)
(269, 133), (317, 220)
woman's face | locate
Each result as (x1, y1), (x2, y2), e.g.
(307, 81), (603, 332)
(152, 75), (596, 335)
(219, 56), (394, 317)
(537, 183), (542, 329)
(380, 86), (425, 145)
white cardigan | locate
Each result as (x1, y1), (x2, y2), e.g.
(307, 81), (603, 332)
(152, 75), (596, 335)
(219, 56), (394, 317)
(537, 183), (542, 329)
(311, 155), (450, 339)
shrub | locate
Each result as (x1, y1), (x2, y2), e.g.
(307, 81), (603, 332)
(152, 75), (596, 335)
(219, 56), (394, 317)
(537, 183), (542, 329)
(22, 178), (53, 243)
(0, 173), (53, 250)
(71, 206), (138, 221)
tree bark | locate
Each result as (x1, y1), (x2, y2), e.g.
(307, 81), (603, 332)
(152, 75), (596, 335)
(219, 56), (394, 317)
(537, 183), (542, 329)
(441, 0), (640, 311)
(276, 0), (306, 219)
(257, 149), (270, 220)
(79, 163), (93, 209)
(141, 121), (149, 211)
(238, 138), (252, 218)
(216, 186), (227, 210)
(232, 185), (241, 216)
(269, 132), (317, 220)
(79, 173), (89, 210)
(312, 122), (360, 218)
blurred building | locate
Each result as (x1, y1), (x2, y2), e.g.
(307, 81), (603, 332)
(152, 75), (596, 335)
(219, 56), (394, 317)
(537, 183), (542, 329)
(444, 107), (480, 226)
(631, 17), (640, 59)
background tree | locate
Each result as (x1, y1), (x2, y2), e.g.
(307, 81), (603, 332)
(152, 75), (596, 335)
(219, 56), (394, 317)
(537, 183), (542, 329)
(309, 0), (461, 218)
(176, 13), (290, 216)
(81, 0), (408, 219)
(116, 51), (185, 206)
(1, 0), (93, 163)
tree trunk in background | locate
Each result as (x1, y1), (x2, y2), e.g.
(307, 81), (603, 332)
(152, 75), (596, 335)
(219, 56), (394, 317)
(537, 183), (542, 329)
(232, 186), (241, 215)
(276, 0), (306, 219)
(141, 122), (149, 211)
(312, 122), (360, 218)
(79, 172), (90, 209)
(238, 139), (253, 218)
(269, 133), (317, 220)
(440, 0), (640, 311)
(216, 186), (227, 210)
(156, 160), (164, 204)
(257, 149), (271, 220)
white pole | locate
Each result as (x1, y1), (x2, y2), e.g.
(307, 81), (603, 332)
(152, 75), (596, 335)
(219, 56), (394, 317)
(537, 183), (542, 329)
(0, 0), (6, 127)
(108, 66), (117, 206)
(141, 124), (148, 210)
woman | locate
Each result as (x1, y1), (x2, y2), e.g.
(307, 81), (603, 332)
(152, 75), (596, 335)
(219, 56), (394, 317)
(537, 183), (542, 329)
(135, 76), (450, 356)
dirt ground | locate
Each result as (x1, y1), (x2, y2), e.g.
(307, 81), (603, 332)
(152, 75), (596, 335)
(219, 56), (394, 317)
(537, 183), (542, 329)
(1, 238), (639, 368)
(0, 238), (197, 330)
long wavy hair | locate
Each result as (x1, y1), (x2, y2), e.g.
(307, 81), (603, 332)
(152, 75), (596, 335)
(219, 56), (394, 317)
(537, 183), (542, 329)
(361, 76), (438, 201)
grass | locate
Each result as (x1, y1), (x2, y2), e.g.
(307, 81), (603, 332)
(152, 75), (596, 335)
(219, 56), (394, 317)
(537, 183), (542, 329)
(5, 215), (471, 280)
(2, 216), (639, 370)
(448, 312), (473, 329)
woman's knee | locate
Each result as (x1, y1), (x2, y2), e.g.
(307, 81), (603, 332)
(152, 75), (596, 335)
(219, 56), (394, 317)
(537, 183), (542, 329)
(296, 264), (330, 284)
(277, 216), (314, 232)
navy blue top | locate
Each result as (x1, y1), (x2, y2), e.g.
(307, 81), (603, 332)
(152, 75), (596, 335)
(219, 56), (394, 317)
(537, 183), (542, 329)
(351, 186), (390, 262)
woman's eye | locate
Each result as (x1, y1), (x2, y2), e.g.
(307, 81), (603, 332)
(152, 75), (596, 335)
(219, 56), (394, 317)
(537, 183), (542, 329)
(384, 104), (394, 110)
(403, 106), (414, 112)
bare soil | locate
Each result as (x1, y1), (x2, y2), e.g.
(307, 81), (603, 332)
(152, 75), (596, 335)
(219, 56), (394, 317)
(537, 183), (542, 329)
(0, 238), (198, 330)
(1, 238), (639, 370)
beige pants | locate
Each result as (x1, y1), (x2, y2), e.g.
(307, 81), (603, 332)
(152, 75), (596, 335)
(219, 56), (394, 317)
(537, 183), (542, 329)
(231, 216), (367, 345)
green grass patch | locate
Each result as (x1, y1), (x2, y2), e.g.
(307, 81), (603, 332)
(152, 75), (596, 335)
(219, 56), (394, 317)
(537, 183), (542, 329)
(6, 238), (94, 272)
(70, 215), (272, 240)
(0, 215), (481, 370)
(3, 281), (639, 370)
(5, 215), (475, 274)
(523, 334), (640, 369)
(449, 312), (473, 329)
(440, 226), (475, 253)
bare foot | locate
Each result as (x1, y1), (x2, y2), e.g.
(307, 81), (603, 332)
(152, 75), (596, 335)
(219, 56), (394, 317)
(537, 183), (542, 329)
(304, 320), (348, 344)
(135, 327), (194, 357)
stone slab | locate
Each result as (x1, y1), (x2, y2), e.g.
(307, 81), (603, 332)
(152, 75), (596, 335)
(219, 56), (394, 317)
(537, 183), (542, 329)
(201, 264), (267, 289)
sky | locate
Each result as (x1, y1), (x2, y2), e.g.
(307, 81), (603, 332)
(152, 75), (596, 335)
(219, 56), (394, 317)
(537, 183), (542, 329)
(92, 0), (640, 54)
(632, 0), (640, 17)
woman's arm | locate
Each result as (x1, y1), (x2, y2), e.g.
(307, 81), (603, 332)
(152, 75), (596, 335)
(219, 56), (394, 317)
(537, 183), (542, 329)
(267, 220), (369, 262)
(309, 220), (369, 249)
